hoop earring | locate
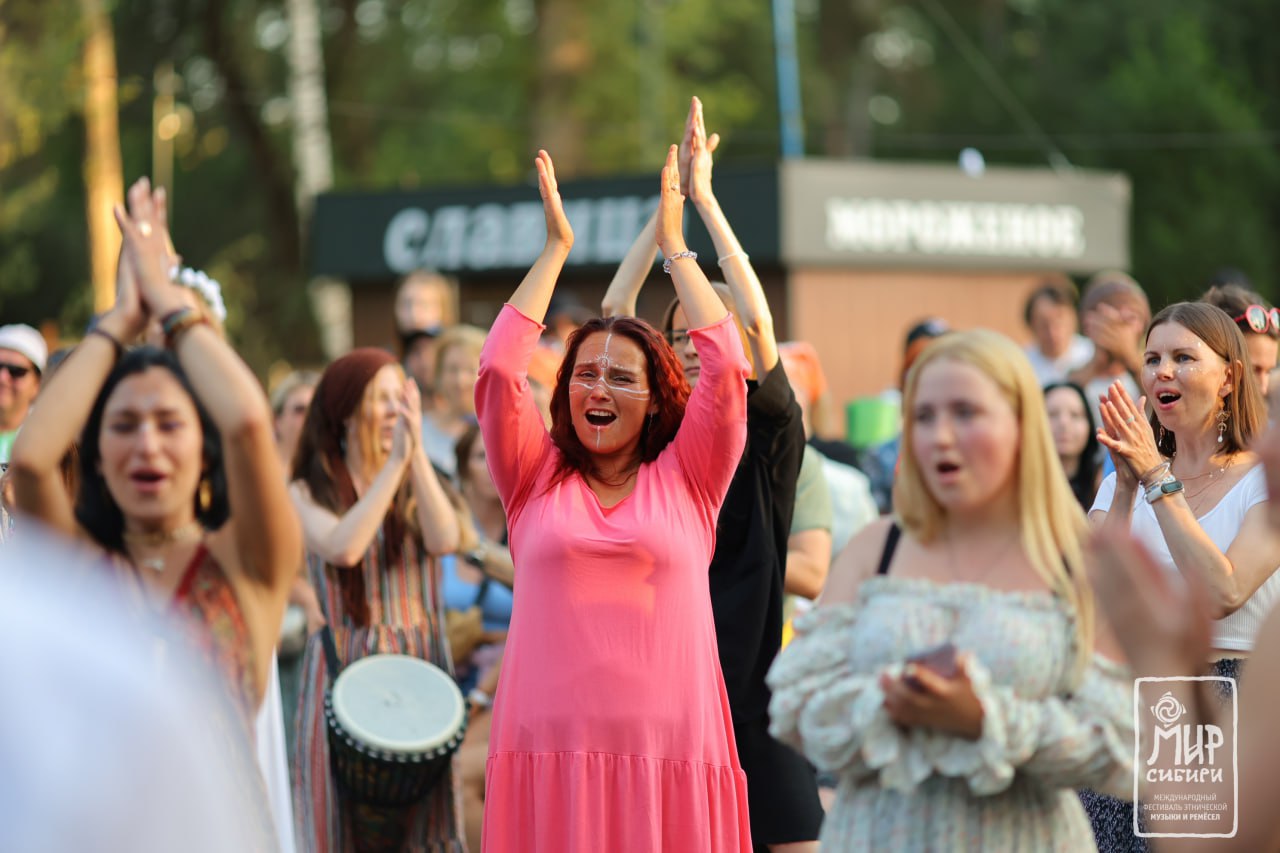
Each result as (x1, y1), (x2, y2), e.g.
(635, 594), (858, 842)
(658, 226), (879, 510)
(1216, 407), (1230, 445)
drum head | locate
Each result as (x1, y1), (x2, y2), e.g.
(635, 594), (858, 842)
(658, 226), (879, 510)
(331, 655), (465, 754)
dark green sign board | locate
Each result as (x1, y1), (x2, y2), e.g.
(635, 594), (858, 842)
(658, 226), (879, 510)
(310, 168), (781, 283)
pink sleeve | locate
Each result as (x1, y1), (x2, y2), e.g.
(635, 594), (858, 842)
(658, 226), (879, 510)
(672, 313), (750, 509)
(475, 304), (556, 515)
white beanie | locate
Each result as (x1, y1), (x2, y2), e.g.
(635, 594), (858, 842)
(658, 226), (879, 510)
(0, 324), (48, 374)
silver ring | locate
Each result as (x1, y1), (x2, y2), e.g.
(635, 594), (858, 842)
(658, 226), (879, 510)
(1124, 415), (1137, 424)
(138, 221), (153, 237)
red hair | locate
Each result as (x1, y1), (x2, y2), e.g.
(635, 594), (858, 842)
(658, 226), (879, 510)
(548, 316), (689, 483)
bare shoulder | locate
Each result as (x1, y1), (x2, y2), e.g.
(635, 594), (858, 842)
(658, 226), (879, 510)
(819, 515), (897, 607)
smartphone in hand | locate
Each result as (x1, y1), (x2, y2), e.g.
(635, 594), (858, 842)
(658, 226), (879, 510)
(902, 642), (959, 691)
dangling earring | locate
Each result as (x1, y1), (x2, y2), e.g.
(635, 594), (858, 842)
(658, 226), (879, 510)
(1216, 406), (1230, 445)
(1158, 424), (1167, 448)
(198, 477), (212, 513)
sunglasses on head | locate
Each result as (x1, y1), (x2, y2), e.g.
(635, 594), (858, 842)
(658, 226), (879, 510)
(1233, 304), (1280, 335)
(0, 363), (32, 380)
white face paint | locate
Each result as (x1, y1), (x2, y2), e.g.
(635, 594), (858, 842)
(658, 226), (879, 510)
(568, 336), (652, 401)
(568, 330), (655, 461)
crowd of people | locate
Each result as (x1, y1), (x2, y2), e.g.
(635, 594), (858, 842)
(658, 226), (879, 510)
(6, 95), (1280, 853)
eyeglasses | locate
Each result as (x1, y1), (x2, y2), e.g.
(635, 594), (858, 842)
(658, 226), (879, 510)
(664, 330), (691, 348)
(1233, 305), (1280, 335)
(0, 363), (32, 380)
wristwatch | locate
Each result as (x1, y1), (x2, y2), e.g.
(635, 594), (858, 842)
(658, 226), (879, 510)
(467, 687), (493, 710)
(1144, 478), (1184, 504)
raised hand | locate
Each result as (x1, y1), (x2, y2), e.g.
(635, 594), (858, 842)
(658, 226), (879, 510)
(677, 96), (720, 198)
(535, 150), (573, 251)
(684, 97), (721, 207)
(400, 377), (424, 444)
(655, 144), (687, 256)
(1096, 381), (1160, 484)
(113, 177), (194, 318)
(102, 244), (149, 344)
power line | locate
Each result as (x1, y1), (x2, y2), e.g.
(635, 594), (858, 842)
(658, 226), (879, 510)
(915, 0), (1073, 173)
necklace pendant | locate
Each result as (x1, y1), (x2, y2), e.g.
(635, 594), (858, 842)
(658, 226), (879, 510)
(142, 557), (166, 573)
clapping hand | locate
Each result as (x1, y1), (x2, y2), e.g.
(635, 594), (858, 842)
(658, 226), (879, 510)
(113, 177), (193, 319)
(655, 145), (687, 256)
(677, 96), (720, 202)
(1096, 380), (1160, 488)
(535, 150), (573, 251)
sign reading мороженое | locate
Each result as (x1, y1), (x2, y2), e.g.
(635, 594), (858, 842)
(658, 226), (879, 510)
(779, 159), (1130, 272)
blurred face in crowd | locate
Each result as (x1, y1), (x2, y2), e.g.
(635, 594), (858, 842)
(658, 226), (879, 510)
(568, 331), (655, 462)
(910, 359), (1021, 515)
(437, 343), (479, 418)
(1028, 296), (1076, 360)
(404, 336), (438, 396)
(668, 293), (749, 390)
(1244, 333), (1278, 397)
(0, 349), (39, 430)
(395, 278), (448, 335)
(1045, 386), (1090, 463)
(274, 384), (315, 466)
(462, 432), (499, 504)
(348, 365), (404, 462)
(98, 367), (203, 530)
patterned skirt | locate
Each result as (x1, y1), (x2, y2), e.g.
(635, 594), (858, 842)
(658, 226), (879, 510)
(292, 623), (466, 853)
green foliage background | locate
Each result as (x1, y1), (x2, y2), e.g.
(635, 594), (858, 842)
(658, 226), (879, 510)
(2, 0), (1278, 371)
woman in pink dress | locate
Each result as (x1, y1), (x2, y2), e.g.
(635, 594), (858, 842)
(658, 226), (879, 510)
(474, 147), (752, 852)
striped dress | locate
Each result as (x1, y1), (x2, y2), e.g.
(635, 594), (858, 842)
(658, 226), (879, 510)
(292, 531), (465, 852)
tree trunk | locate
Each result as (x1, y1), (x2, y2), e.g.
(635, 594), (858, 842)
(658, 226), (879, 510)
(81, 0), (124, 314)
(285, 0), (350, 358)
(532, 0), (591, 174)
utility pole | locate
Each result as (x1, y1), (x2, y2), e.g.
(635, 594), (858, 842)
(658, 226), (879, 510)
(772, 0), (806, 159)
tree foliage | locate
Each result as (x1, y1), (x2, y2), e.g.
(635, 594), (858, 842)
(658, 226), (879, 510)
(2, 0), (1278, 366)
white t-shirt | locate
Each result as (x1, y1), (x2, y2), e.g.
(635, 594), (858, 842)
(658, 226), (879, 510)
(1024, 335), (1095, 387)
(1091, 465), (1278, 651)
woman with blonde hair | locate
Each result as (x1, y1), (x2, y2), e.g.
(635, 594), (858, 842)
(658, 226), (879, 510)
(420, 324), (486, 478)
(767, 329), (1132, 850)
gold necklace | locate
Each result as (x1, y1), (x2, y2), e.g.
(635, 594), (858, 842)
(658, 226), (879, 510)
(123, 521), (204, 573)
(1174, 453), (1235, 496)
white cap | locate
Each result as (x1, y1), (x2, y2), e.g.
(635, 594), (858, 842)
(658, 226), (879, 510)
(0, 325), (47, 374)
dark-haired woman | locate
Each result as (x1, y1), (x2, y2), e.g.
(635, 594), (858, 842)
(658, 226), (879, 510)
(1084, 301), (1280, 851)
(9, 179), (298, 849)
(1043, 382), (1102, 510)
(475, 147), (751, 852)
(289, 346), (462, 852)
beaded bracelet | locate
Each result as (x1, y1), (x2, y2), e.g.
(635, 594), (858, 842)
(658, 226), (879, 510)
(662, 250), (698, 274)
(85, 327), (124, 361)
(160, 306), (210, 349)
